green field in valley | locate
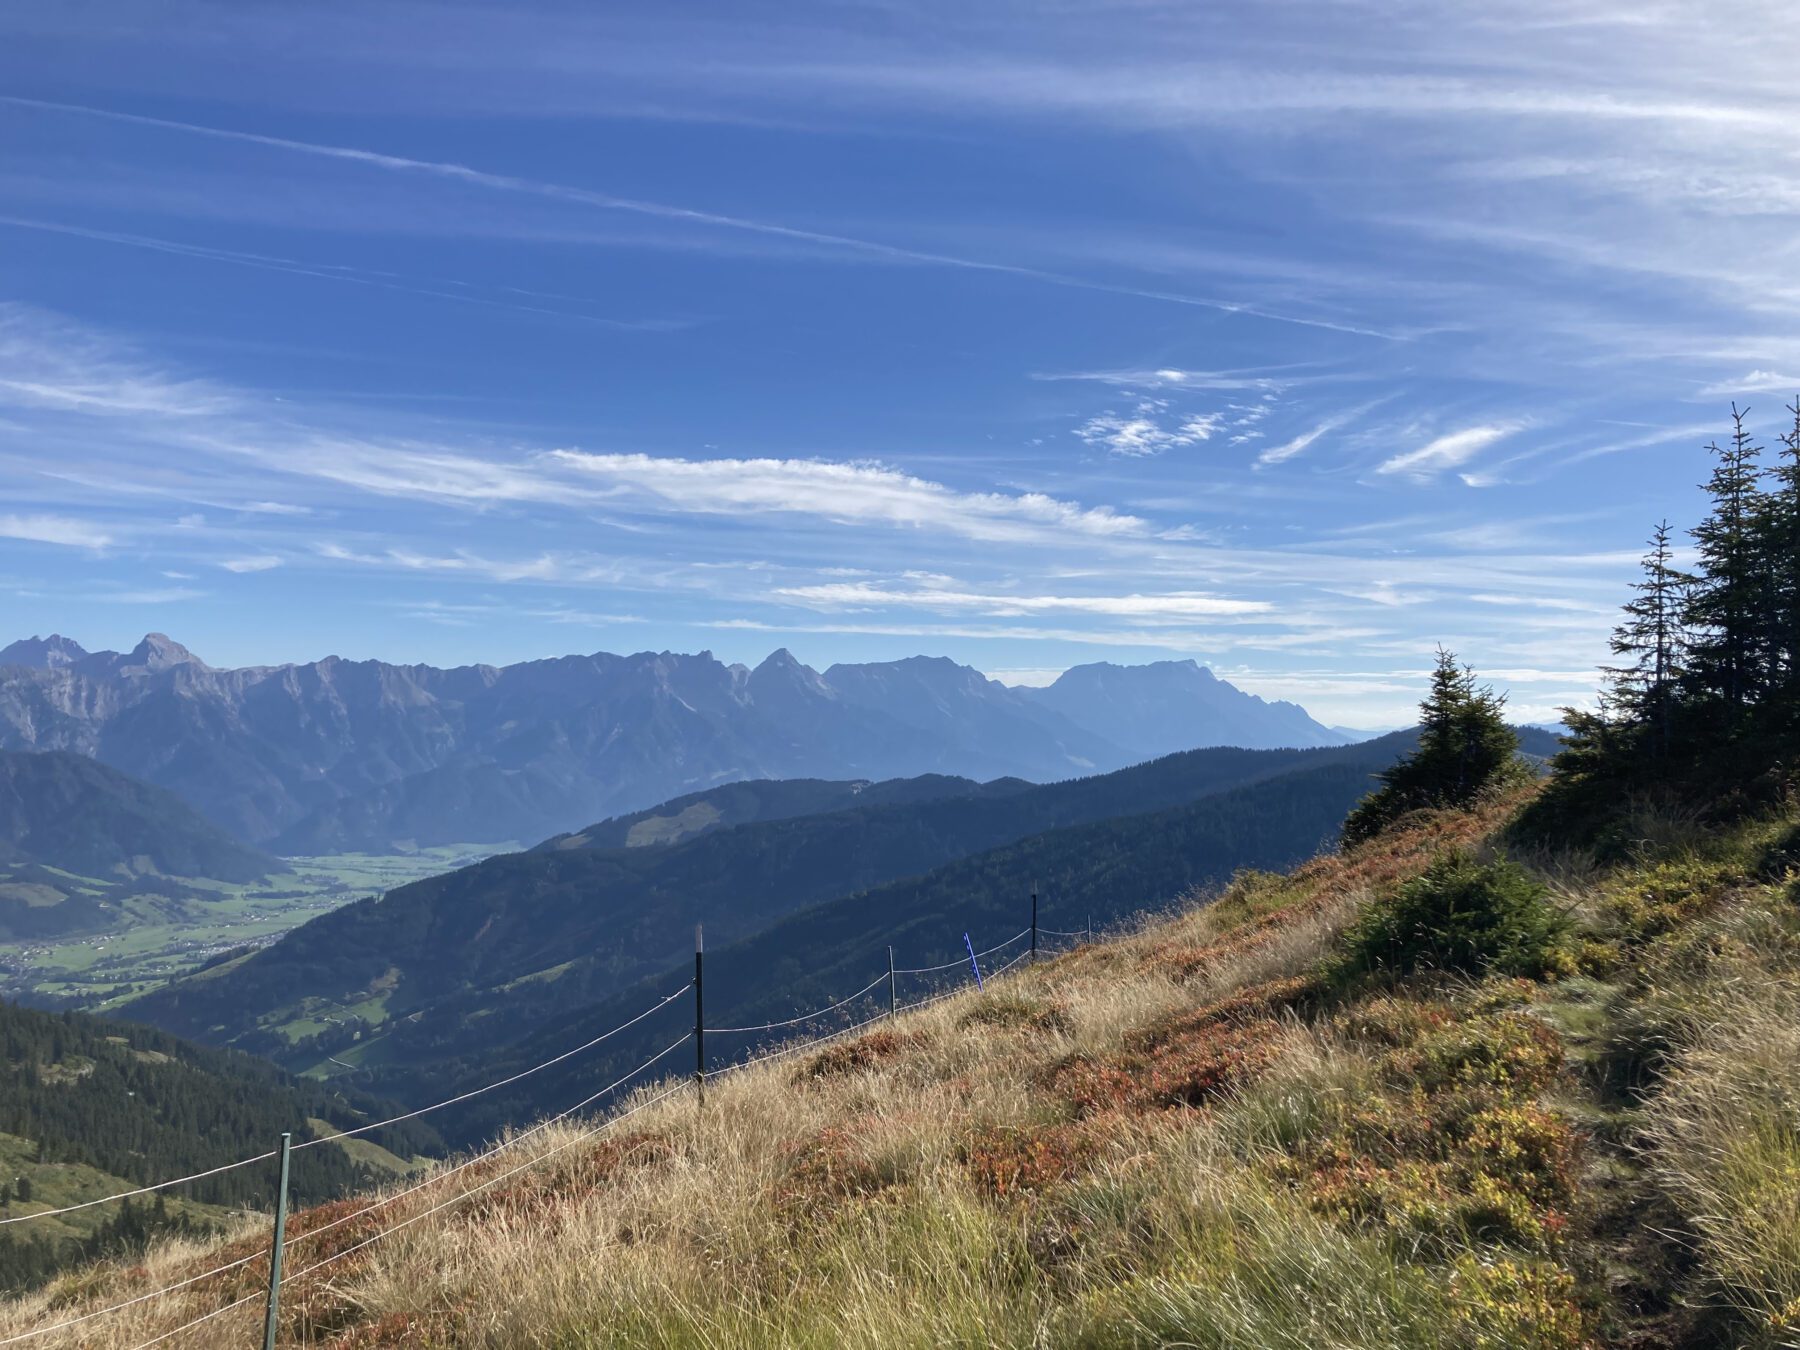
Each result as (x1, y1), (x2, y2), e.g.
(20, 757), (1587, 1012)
(0, 846), (513, 1011)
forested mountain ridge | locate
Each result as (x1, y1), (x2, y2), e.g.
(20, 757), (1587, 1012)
(0, 636), (1346, 852)
(0, 997), (439, 1294)
(418, 721), (1562, 1140)
(120, 736), (1414, 1064)
(534, 772), (1026, 852)
(0, 751), (283, 942)
(0, 751), (276, 884)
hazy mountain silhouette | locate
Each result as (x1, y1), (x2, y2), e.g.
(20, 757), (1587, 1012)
(0, 750), (281, 940)
(0, 635), (1347, 852)
(1019, 660), (1345, 754)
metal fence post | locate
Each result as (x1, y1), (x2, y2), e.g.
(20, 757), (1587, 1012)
(1030, 889), (1038, 964)
(261, 1131), (292, 1350)
(887, 945), (897, 1017)
(693, 925), (705, 1110)
(963, 932), (984, 991)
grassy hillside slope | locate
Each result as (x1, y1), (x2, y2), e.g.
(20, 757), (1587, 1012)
(12, 780), (1797, 1348)
(418, 755), (1396, 1143)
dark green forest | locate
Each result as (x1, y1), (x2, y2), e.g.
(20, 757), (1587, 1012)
(0, 998), (439, 1294)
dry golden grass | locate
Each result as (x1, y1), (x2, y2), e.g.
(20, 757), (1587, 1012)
(1631, 890), (1800, 1347)
(10, 786), (1799, 1349)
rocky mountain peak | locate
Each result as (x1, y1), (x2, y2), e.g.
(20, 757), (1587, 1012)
(0, 634), (89, 670)
(124, 633), (206, 671)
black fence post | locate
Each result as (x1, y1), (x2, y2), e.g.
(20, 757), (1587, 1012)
(1031, 889), (1038, 964)
(887, 945), (897, 1017)
(694, 925), (705, 1110)
(261, 1130), (292, 1350)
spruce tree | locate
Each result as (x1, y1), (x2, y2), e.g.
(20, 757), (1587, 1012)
(1604, 520), (1687, 759)
(1684, 406), (1769, 715)
(1768, 397), (1800, 732)
(1343, 648), (1520, 844)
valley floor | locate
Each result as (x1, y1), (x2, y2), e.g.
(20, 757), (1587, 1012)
(0, 846), (504, 1011)
(4, 792), (1798, 1348)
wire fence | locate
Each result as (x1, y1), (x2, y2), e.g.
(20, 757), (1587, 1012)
(2, 891), (1084, 1347)
(0, 1030), (696, 1349)
(0, 981), (694, 1230)
(703, 971), (891, 1034)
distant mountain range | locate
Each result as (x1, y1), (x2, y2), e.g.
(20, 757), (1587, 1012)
(0, 750), (281, 940)
(0, 635), (1348, 852)
(1024, 659), (1341, 759)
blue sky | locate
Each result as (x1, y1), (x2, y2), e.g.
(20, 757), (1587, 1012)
(1, 1), (1795, 725)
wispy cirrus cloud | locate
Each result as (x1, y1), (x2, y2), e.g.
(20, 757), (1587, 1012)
(95, 586), (205, 604)
(0, 95), (1377, 337)
(774, 581), (1269, 620)
(1260, 410), (1353, 466)
(313, 542), (619, 584)
(0, 215), (692, 332)
(1377, 422), (1524, 478)
(218, 554), (282, 572)
(708, 615), (1253, 652)
(1035, 366), (1292, 392)
(549, 450), (1148, 542)
(2, 306), (1165, 553)
(1694, 370), (1800, 399)
(0, 302), (232, 418)
(0, 512), (112, 549)
(1256, 396), (1397, 467)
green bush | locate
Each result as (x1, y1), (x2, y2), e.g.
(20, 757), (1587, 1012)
(1330, 852), (1570, 985)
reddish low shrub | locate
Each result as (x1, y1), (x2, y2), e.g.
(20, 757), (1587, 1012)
(792, 1029), (927, 1083)
(460, 1129), (675, 1225)
(963, 1119), (1107, 1197)
(1047, 1019), (1281, 1116)
(774, 1124), (893, 1209)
